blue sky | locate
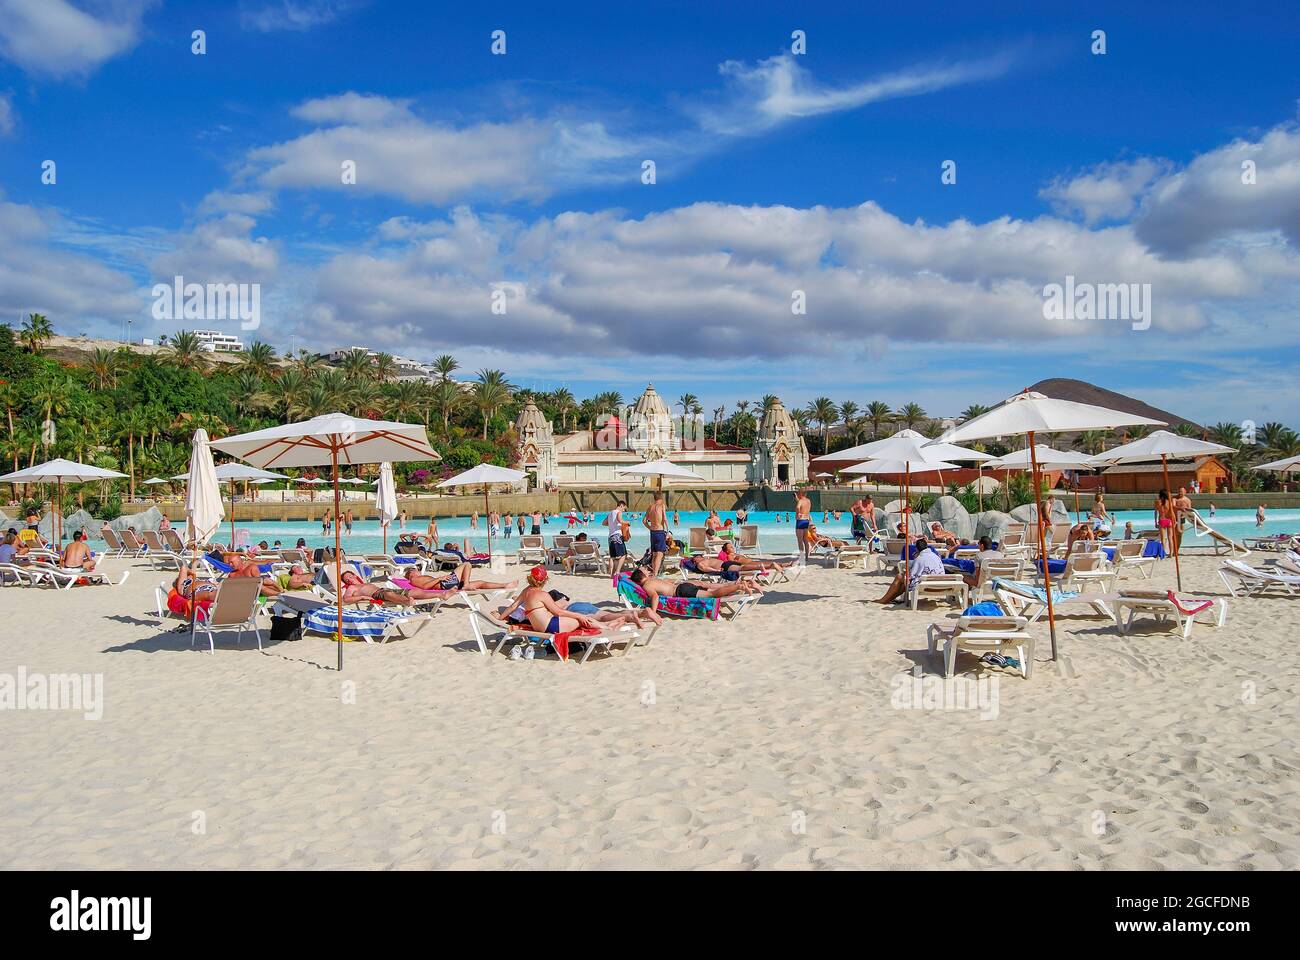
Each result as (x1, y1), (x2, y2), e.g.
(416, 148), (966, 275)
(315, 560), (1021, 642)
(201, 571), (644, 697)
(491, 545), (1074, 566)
(1, 0), (1299, 427)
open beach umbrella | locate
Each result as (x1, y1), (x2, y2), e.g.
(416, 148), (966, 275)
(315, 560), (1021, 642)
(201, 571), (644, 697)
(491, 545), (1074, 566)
(175, 462), (288, 548)
(1094, 430), (1236, 590)
(986, 444), (1103, 519)
(1253, 454), (1300, 475)
(615, 459), (706, 489)
(212, 413), (440, 672)
(940, 391), (1164, 661)
(143, 477), (168, 485)
(921, 439), (995, 510)
(185, 429), (224, 552)
(375, 462), (399, 553)
(821, 432), (954, 547)
(0, 458), (128, 548)
(840, 456), (961, 538)
(437, 463), (527, 560)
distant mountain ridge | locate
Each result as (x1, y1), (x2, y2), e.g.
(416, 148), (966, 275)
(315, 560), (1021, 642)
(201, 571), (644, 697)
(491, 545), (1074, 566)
(1025, 378), (1200, 431)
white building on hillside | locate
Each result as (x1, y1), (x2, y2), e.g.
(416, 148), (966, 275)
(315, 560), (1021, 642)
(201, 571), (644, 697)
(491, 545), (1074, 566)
(193, 330), (244, 352)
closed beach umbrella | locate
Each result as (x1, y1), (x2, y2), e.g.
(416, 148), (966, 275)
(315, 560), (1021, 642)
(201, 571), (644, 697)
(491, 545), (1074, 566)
(375, 462), (399, 553)
(0, 458), (127, 548)
(185, 429), (224, 552)
(212, 413), (440, 671)
(1094, 430), (1236, 589)
(437, 463), (527, 560)
(940, 391), (1164, 661)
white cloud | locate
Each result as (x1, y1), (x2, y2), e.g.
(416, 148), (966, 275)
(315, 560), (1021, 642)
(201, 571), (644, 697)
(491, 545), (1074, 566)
(1040, 157), (1171, 224)
(295, 199), (1300, 364)
(0, 0), (153, 79)
(195, 190), (273, 217)
(0, 92), (13, 135)
(150, 213), (279, 284)
(0, 198), (141, 329)
(692, 52), (1016, 136)
(241, 0), (360, 32)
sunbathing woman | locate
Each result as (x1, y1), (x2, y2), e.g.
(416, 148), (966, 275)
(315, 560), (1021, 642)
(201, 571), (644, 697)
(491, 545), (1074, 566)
(174, 561), (220, 605)
(928, 522), (960, 550)
(401, 562), (515, 594)
(805, 524), (847, 550)
(718, 541), (788, 574)
(502, 568), (656, 631)
(338, 569), (452, 605)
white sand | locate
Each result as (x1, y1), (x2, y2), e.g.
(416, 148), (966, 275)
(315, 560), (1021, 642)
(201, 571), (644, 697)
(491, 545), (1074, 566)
(1, 551), (1297, 869)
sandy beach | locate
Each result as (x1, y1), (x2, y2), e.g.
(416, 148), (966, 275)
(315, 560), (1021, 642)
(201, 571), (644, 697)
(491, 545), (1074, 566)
(2, 549), (1296, 871)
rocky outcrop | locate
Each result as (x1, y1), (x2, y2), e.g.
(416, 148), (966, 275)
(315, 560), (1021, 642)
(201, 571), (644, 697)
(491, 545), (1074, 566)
(105, 507), (166, 535)
(973, 510), (1013, 543)
(924, 496), (974, 541)
(882, 500), (927, 536)
(1009, 499), (1069, 526)
(39, 508), (101, 540)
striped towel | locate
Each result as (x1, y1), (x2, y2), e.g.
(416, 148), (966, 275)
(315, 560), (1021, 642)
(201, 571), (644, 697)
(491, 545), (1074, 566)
(303, 605), (413, 640)
(992, 577), (1080, 603)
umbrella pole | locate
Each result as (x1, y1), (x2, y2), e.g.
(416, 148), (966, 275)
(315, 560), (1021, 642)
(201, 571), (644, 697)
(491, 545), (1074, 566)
(484, 485), (492, 559)
(1029, 435), (1058, 661)
(1162, 453), (1182, 591)
(333, 448), (343, 671)
(977, 464), (983, 513)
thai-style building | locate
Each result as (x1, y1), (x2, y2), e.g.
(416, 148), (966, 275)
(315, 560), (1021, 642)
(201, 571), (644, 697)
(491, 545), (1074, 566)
(512, 384), (810, 489)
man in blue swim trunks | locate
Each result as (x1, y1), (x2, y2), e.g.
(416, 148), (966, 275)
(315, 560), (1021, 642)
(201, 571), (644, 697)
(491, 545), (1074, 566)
(645, 491), (668, 576)
(794, 487), (812, 558)
(607, 499), (628, 577)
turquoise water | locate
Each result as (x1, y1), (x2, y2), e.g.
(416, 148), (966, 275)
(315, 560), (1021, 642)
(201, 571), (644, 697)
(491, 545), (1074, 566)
(230, 508), (1300, 556)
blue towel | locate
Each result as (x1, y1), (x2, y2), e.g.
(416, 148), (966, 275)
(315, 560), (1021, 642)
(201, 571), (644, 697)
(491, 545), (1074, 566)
(303, 605), (412, 639)
(962, 601), (1003, 617)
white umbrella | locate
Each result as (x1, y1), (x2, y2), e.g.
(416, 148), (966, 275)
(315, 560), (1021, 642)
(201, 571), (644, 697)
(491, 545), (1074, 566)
(437, 464), (527, 560)
(922, 439), (996, 509)
(939, 391), (1165, 662)
(174, 462), (289, 547)
(142, 477), (169, 485)
(840, 457), (962, 538)
(985, 445), (1101, 470)
(185, 429), (224, 552)
(822, 432), (955, 546)
(0, 458), (128, 548)
(616, 459), (706, 485)
(212, 413), (440, 671)
(375, 462), (399, 553)
(1094, 430), (1236, 589)
(1253, 454), (1300, 474)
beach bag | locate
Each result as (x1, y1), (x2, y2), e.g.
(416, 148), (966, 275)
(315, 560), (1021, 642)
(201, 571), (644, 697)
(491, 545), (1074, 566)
(269, 614), (302, 644)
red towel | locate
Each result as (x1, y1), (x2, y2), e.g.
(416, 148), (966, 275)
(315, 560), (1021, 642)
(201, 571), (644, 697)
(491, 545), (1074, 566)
(1167, 591), (1214, 616)
(550, 626), (601, 661)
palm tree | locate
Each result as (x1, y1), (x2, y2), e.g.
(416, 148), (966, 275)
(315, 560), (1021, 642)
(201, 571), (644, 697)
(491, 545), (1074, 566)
(865, 400), (892, 439)
(1074, 430), (1108, 455)
(237, 341), (278, 379)
(371, 352), (398, 382)
(165, 331), (207, 371)
(805, 397), (839, 454)
(387, 380), (424, 422)
(960, 403), (990, 422)
(473, 371), (512, 440)
(29, 372), (72, 457)
(292, 350), (323, 376)
(895, 402), (926, 431)
(1173, 423), (1200, 438)
(733, 399), (751, 443)
(677, 393), (699, 419)
(757, 394), (778, 416)
(229, 370), (265, 416)
(85, 347), (120, 389)
(339, 349), (374, 382)
(431, 354), (459, 382)
(270, 370), (307, 417)
(839, 400), (859, 433)
(1258, 421), (1291, 454)
(0, 380), (19, 444)
(712, 405), (726, 441)
(429, 379), (464, 438)
(550, 388), (576, 432)
(20, 313), (53, 353)
(114, 408), (149, 501)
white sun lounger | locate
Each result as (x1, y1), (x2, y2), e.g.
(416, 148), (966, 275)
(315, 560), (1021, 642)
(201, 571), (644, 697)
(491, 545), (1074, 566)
(467, 609), (656, 663)
(1094, 589), (1228, 639)
(993, 578), (1115, 624)
(909, 573), (969, 611)
(26, 561), (129, 590)
(1218, 559), (1300, 597)
(926, 615), (1034, 679)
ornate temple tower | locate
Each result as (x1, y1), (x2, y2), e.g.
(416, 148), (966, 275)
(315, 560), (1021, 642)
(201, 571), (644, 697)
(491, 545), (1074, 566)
(750, 398), (809, 486)
(513, 401), (556, 488)
(626, 383), (680, 460)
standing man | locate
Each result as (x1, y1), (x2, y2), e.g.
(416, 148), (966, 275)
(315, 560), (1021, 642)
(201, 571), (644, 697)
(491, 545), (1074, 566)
(607, 499), (628, 577)
(794, 487), (812, 558)
(646, 491), (668, 575)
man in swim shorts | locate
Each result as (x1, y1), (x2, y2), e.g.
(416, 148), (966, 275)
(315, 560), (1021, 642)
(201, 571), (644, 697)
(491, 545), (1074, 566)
(794, 488), (812, 558)
(645, 491), (668, 576)
(606, 499), (628, 577)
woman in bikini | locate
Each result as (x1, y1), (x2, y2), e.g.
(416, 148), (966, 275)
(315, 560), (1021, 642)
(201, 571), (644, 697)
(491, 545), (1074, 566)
(717, 541), (787, 574)
(502, 568), (652, 632)
(1154, 489), (1176, 554)
(401, 562), (515, 594)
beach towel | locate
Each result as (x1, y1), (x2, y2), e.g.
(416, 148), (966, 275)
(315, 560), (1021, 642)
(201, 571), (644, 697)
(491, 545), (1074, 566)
(303, 604), (414, 640)
(962, 601), (1003, 617)
(614, 574), (719, 620)
(992, 577), (1080, 604)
